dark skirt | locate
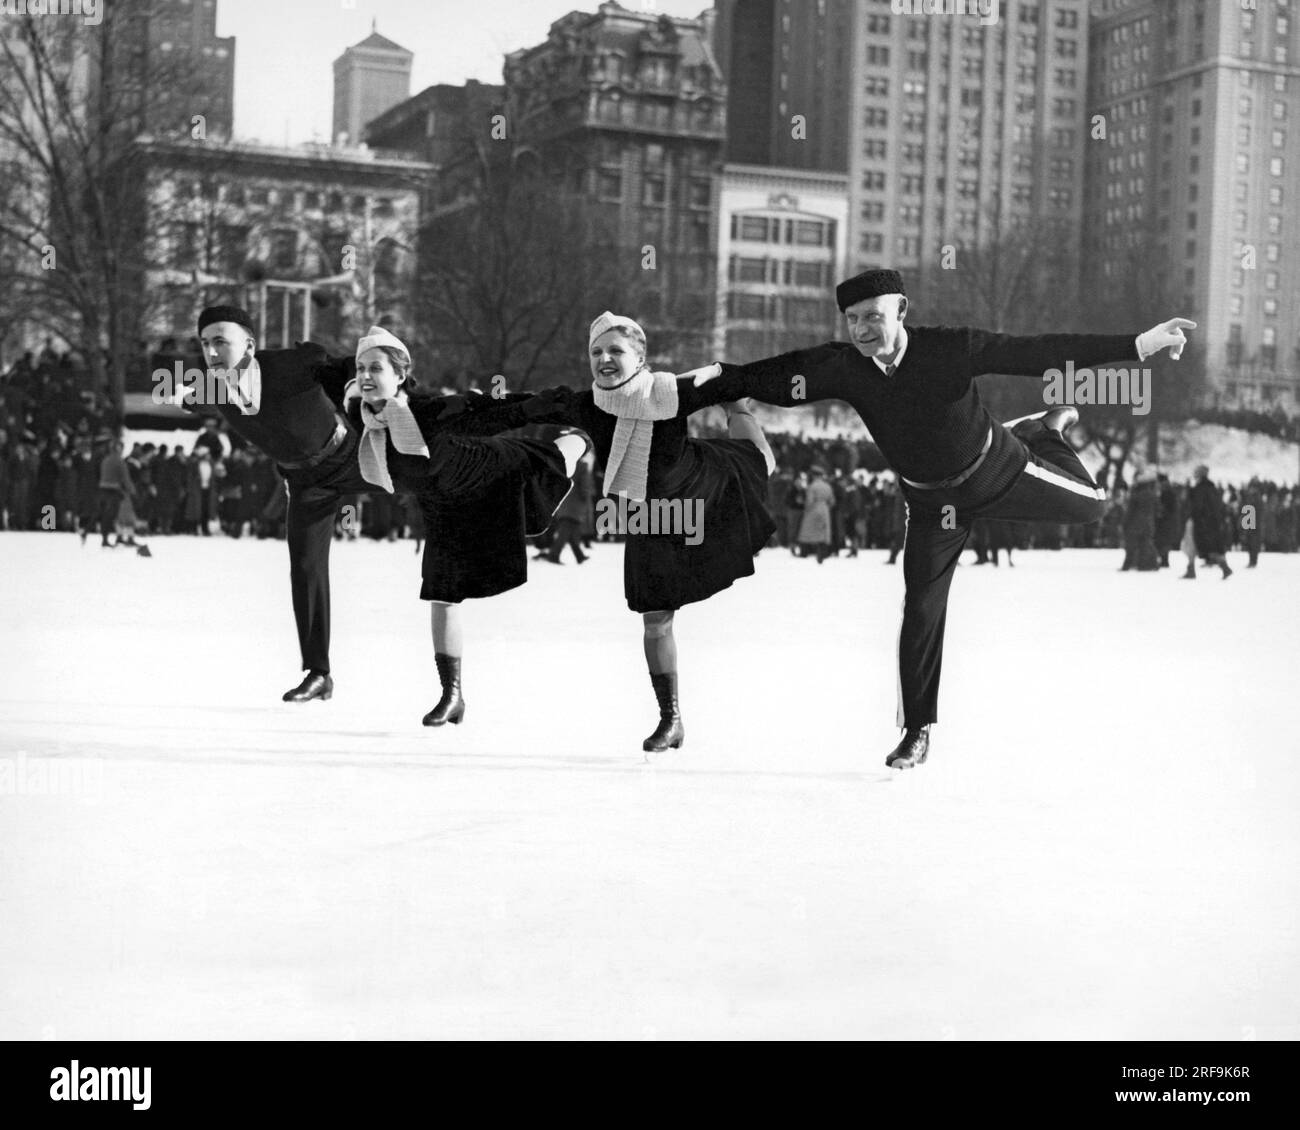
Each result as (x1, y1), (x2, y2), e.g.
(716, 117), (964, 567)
(416, 435), (571, 603)
(624, 438), (775, 613)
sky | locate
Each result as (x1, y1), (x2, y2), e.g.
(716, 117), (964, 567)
(219, 0), (715, 146)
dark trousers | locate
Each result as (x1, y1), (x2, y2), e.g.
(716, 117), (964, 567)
(898, 420), (1106, 729)
(96, 488), (123, 539)
(282, 434), (372, 675)
(546, 517), (587, 563)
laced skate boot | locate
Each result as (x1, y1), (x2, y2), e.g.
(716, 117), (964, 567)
(643, 672), (685, 753)
(283, 671), (333, 702)
(422, 653), (465, 726)
(886, 726), (930, 769)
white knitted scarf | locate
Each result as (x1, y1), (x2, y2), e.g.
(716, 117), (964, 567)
(358, 391), (429, 494)
(591, 369), (678, 501)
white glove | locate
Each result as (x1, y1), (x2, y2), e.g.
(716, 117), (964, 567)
(679, 362), (722, 387)
(1136, 317), (1197, 361)
(343, 377), (360, 410)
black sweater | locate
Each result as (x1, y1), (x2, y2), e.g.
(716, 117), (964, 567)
(709, 326), (1140, 483)
(187, 344), (356, 466)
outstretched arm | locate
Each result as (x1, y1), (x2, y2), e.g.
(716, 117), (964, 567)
(968, 318), (1196, 376)
(681, 342), (854, 407)
(436, 389), (537, 436)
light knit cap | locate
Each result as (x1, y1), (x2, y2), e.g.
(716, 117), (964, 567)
(356, 325), (410, 365)
(589, 311), (645, 353)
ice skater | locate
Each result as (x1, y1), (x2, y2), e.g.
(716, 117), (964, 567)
(523, 312), (777, 754)
(195, 306), (382, 703)
(348, 327), (584, 727)
(685, 268), (1196, 769)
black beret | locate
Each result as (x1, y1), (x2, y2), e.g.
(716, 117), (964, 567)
(197, 305), (255, 337)
(835, 269), (906, 312)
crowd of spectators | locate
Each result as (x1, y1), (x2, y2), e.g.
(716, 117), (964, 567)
(3, 352), (1298, 564)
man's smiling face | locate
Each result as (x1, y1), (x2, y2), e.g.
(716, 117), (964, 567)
(844, 294), (907, 360)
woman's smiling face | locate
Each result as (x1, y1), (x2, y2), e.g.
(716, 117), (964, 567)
(356, 347), (404, 402)
(590, 329), (644, 388)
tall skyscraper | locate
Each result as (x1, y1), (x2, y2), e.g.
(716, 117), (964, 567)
(846, 0), (1090, 313)
(1085, 0), (1300, 411)
(332, 26), (413, 146)
(147, 0), (237, 138)
(712, 0), (853, 172)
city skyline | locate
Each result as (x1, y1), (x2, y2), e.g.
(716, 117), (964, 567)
(220, 0), (714, 145)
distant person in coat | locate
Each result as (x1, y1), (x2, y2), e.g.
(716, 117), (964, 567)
(1120, 468), (1160, 571)
(797, 465), (835, 563)
(1183, 464), (1232, 580)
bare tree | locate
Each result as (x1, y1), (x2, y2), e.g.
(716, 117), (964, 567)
(0, 1), (219, 410)
(418, 140), (644, 391)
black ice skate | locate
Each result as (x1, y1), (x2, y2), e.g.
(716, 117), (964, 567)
(643, 672), (684, 754)
(886, 726), (930, 769)
(283, 671), (333, 702)
(423, 653), (465, 726)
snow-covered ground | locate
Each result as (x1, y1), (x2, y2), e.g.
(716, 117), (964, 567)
(1, 532), (1297, 1040)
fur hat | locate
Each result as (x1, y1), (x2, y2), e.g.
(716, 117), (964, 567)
(836, 269), (906, 312)
(197, 305), (255, 337)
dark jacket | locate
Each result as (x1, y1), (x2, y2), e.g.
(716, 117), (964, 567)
(1189, 477), (1227, 555)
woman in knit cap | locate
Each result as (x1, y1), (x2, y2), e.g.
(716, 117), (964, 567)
(522, 312), (777, 755)
(348, 326), (584, 727)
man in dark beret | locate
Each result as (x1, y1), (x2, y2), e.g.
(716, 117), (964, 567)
(686, 268), (1195, 769)
(193, 306), (371, 702)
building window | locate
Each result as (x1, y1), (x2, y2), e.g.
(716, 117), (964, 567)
(731, 257), (767, 283)
(1228, 324), (1243, 366)
(597, 170), (622, 200)
(270, 229), (297, 271)
(1270, 156), (1285, 177)
(860, 232), (884, 253)
(688, 180), (710, 209)
(728, 293), (767, 320)
(642, 176), (666, 206)
(793, 220), (829, 247)
(789, 261), (828, 288)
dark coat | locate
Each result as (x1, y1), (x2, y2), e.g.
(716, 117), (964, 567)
(1189, 477), (1227, 555)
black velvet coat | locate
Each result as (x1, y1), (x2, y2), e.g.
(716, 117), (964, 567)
(348, 392), (570, 602)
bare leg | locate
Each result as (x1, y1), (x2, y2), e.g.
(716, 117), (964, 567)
(430, 600), (462, 657)
(642, 610), (676, 675)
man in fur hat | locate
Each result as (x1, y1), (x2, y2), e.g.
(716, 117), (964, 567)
(687, 268), (1195, 769)
(193, 306), (368, 701)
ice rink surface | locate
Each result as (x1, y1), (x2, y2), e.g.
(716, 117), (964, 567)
(1, 532), (1297, 1040)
